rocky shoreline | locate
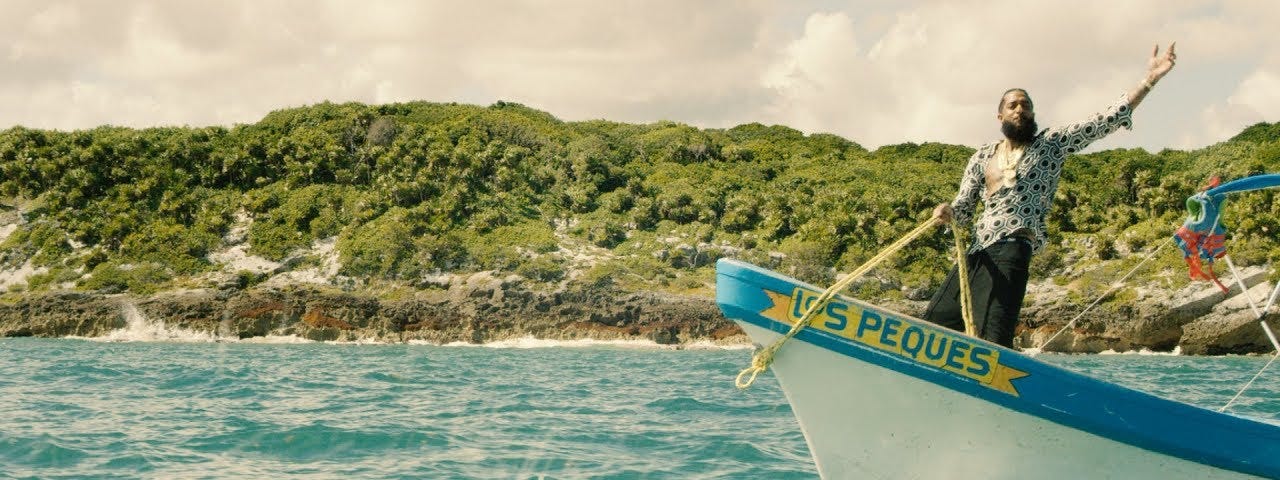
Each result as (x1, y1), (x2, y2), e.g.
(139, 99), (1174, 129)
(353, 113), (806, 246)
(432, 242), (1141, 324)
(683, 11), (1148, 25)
(0, 272), (741, 347)
(1009, 265), (1279, 355)
(3, 264), (1279, 355)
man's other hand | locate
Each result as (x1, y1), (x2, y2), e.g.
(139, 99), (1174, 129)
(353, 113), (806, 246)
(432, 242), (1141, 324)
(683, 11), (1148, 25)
(933, 203), (954, 224)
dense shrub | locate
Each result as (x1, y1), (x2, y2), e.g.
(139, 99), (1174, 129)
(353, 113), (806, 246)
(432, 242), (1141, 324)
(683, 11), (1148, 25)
(0, 102), (1275, 298)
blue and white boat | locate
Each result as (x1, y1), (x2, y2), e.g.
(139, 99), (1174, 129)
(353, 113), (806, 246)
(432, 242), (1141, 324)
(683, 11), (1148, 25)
(716, 258), (1280, 479)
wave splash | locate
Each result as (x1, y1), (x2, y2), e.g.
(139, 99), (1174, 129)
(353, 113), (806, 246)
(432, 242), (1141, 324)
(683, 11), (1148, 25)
(92, 302), (221, 343)
(79, 307), (751, 349)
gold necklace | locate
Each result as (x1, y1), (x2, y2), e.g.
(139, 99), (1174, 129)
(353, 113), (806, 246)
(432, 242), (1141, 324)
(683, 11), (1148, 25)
(997, 142), (1024, 188)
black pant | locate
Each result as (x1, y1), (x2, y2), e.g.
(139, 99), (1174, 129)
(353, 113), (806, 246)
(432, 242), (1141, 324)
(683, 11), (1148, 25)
(923, 237), (1032, 348)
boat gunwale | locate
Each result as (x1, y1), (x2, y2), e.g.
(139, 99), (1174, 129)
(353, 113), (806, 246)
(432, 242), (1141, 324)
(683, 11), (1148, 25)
(716, 258), (1280, 479)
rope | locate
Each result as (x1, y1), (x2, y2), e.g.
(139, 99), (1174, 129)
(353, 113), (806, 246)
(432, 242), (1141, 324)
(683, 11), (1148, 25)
(1221, 352), (1280, 412)
(1218, 255), (1280, 412)
(1032, 237), (1171, 353)
(736, 216), (949, 389)
(953, 225), (976, 337)
(1022, 231), (1279, 411)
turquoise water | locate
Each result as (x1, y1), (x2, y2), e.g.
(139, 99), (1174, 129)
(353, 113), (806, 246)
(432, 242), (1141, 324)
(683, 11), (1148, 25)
(2, 338), (1278, 479)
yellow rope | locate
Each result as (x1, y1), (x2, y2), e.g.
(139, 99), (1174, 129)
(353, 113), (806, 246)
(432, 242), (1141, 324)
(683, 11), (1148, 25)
(736, 216), (943, 389)
(952, 223), (976, 336)
(735, 216), (977, 389)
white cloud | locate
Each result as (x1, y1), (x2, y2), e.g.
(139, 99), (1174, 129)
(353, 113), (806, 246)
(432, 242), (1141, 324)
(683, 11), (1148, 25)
(768, 1), (1280, 150)
(1231, 68), (1280, 122)
(1190, 62), (1280, 147)
(756, 0), (1228, 149)
(0, 0), (1276, 152)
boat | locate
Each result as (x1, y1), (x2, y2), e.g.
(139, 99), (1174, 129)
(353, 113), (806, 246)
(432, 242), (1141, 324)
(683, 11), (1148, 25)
(716, 257), (1280, 479)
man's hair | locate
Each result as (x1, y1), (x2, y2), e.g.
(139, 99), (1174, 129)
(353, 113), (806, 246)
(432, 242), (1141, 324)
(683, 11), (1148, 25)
(998, 88), (1032, 112)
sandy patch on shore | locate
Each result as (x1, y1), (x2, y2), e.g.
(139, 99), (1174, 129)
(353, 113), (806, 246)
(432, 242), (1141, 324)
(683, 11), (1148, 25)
(259, 237), (343, 288)
(208, 244), (281, 274)
(0, 223), (16, 244)
(1, 218), (39, 290)
(204, 210), (343, 287)
(0, 259), (45, 291)
(206, 210), (280, 274)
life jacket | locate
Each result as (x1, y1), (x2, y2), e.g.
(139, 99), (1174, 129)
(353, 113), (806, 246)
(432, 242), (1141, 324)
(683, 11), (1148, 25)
(1173, 177), (1228, 292)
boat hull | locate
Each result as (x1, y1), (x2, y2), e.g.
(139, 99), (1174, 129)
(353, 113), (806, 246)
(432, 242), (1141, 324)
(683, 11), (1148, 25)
(717, 259), (1279, 479)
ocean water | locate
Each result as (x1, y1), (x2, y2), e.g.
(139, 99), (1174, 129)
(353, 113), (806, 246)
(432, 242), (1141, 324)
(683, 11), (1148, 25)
(2, 337), (1278, 479)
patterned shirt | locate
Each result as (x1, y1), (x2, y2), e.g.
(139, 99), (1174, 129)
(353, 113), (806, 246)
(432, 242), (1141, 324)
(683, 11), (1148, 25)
(952, 95), (1135, 254)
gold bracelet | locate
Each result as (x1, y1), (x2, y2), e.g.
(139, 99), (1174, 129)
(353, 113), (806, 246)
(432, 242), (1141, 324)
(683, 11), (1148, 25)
(1143, 79), (1155, 90)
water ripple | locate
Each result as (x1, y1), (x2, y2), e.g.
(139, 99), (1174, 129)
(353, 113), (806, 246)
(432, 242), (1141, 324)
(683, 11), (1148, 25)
(5, 338), (1277, 478)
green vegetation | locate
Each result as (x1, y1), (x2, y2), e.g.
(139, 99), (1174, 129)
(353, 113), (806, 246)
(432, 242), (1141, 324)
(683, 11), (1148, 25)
(1, 100), (1279, 303)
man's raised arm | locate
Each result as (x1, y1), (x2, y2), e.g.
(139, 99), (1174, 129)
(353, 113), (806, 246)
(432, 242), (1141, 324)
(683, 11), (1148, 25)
(1127, 42), (1177, 110)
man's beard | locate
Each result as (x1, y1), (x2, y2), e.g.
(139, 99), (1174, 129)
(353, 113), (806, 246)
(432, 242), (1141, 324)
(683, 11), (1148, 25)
(1001, 117), (1038, 144)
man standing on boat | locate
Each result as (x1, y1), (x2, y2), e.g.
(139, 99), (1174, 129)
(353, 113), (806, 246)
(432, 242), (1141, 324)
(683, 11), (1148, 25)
(927, 43), (1177, 347)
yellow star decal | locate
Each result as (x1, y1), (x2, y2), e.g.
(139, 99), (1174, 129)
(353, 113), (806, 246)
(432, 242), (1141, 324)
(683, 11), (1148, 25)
(760, 289), (795, 325)
(985, 364), (1030, 397)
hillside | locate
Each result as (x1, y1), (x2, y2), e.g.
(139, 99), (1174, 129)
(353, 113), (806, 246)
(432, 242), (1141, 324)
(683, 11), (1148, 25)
(2, 101), (1279, 351)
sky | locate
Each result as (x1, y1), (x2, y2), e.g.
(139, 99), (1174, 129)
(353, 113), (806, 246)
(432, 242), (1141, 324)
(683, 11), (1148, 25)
(1, 0), (1277, 152)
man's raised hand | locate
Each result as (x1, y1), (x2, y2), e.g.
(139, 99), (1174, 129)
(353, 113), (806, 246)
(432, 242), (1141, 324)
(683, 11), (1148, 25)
(1147, 42), (1176, 85)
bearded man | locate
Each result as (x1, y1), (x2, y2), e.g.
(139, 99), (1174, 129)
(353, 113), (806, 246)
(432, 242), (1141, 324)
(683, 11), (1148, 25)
(927, 43), (1178, 347)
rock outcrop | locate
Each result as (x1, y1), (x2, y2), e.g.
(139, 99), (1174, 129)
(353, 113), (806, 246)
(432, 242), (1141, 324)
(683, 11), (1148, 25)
(0, 291), (126, 337)
(4, 265), (1279, 354)
(0, 273), (739, 346)
(1012, 266), (1279, 354)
